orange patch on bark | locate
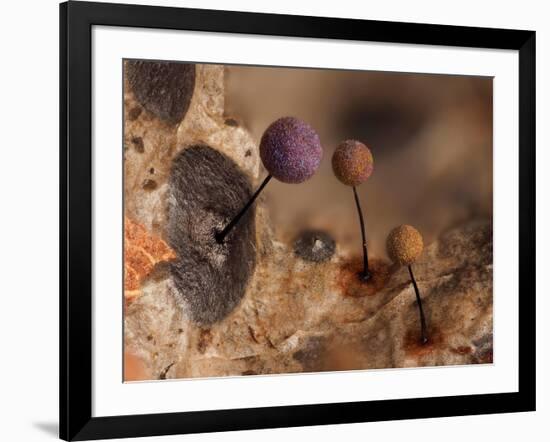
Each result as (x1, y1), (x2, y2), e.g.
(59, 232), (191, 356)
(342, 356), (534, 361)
(337, 258), (391, 297)
(124, 217), (176, 302)
(124, 352), (150, 381)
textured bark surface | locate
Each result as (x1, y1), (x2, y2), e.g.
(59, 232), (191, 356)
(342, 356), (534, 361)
(123, 62), (493, 381)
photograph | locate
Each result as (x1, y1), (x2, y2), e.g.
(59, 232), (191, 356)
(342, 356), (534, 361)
(123, 59), (493, 382)
(0, 0), (542, 440)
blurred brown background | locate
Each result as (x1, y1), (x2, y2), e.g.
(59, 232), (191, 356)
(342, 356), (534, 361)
(225, 65), (492, 258)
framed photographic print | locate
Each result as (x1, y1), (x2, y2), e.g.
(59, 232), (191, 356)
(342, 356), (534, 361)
(60, 1), (536, 440)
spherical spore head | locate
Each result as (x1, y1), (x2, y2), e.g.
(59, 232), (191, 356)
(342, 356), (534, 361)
(332, 140), (374, 186)
(387, 225), (424, 266)
(259, 117), (323, 184)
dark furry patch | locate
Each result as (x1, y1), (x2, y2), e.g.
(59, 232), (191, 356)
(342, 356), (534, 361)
(167, 145), (256, 326)
(293, 230), (335, 263)
(224, 118), (239, 127)
(126, 60), (195, 125)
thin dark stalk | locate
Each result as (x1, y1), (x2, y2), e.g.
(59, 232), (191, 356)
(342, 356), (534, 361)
(215, 174), (272, 244)
(408, 264), (428, 345)
(352, 186), (371, 281)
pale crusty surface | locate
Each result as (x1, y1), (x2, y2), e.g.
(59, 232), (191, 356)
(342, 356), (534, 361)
(123, 62), (493, 381)
(125, 219), (492, 379)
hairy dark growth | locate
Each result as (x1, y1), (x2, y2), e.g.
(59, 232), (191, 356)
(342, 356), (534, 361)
(126, 60), (196, 125)
(293, 230), (335, 263)
(293, 336), (327, 372)
(167, 145), (256, 325)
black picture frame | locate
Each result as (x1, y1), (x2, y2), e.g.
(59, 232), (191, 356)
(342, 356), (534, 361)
(60, 1), (536, 440)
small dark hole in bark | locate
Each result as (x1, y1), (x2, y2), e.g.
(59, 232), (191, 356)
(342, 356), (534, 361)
(224, 118), (239, 127)
(131, 136), (144, 153)
(127, 106), (142, 121)
(142, 179), (157, 191)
